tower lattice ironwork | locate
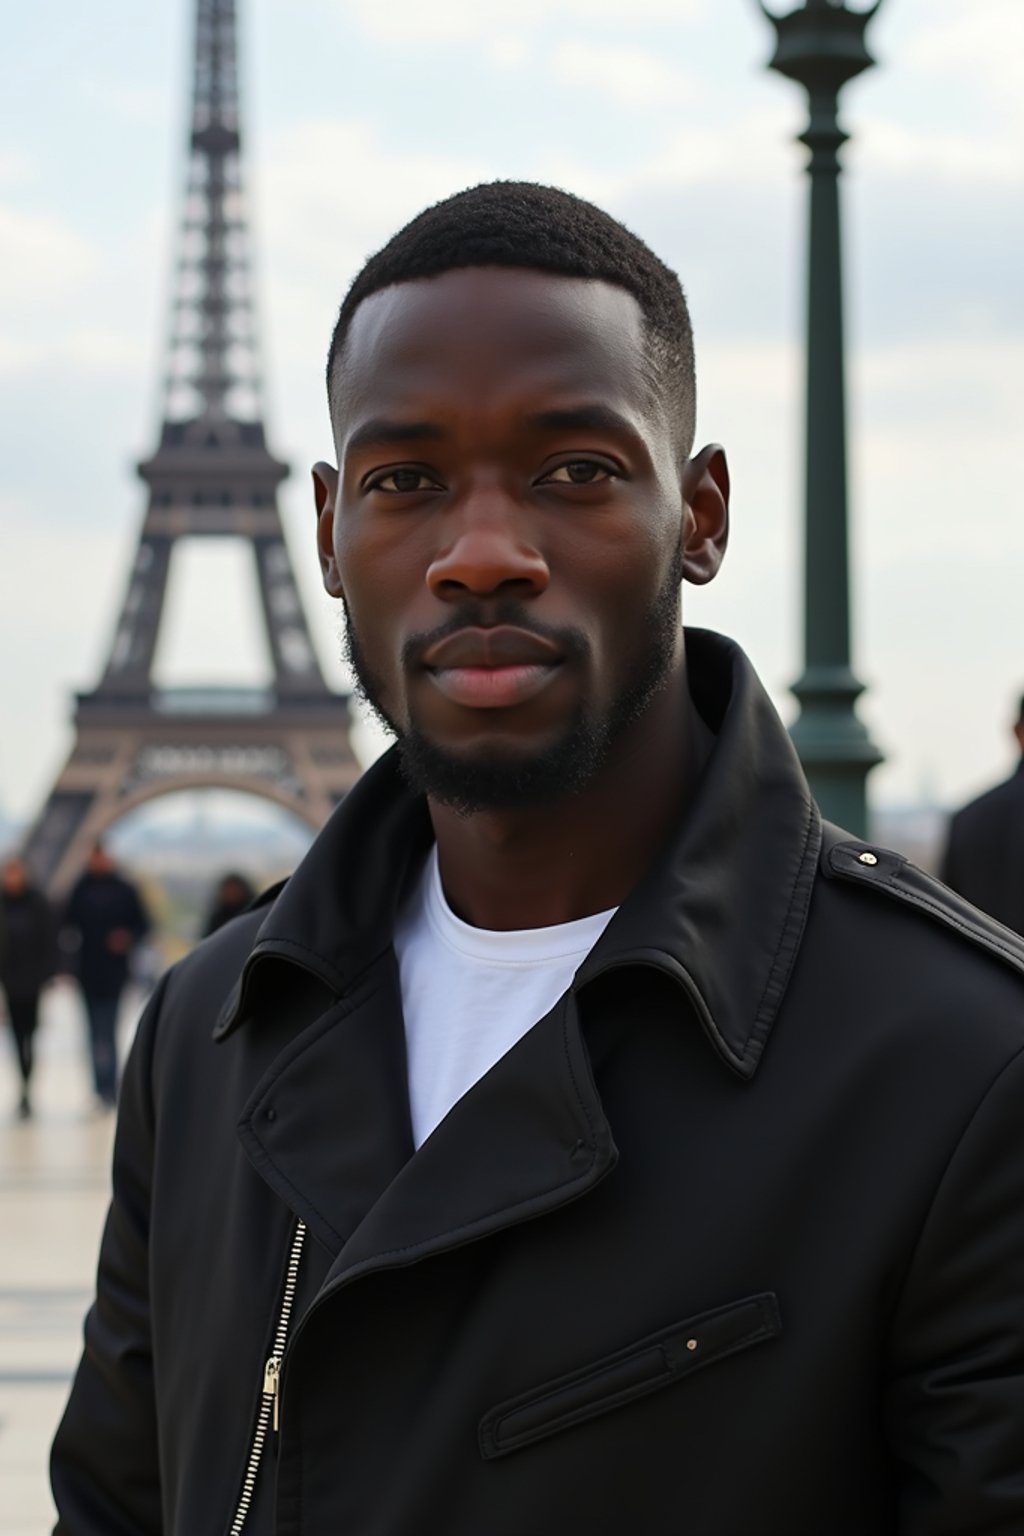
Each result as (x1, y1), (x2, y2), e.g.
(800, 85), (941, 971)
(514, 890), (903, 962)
(24, 0), (358, 893)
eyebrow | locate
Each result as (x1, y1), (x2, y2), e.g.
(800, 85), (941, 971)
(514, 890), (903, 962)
(344, 418), (447, 455)
(525, 404), (640, 438)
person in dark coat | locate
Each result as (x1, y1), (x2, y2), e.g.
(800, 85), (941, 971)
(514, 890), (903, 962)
(62, 843), (150, 1108)
(0, 855), (57, 1118)
(941, 693), (1024, 935)
(51, 185), (1024, 1535)
(201, 871), (256, 938)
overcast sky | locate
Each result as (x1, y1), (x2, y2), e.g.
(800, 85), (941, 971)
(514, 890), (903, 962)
(1, 0), (1022, 827)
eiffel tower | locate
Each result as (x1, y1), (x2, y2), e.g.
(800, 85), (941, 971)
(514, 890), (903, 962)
(23, 0), (359, 894)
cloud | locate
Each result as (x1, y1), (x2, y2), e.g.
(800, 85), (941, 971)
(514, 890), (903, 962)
(0, 198), (167, 380)
(0, 326), (150, 379)
(0, 148), (34, 187)
(345, 0), (704, 43)
(551, 42), (697, 107)
(859, 118), (1022, 185)
(77, 76), (165, 123)
(0, 516), (129, 818)
(902, 0), (1024, 110)
(0, 204), (96, 303)
(486, 35), (530, 69)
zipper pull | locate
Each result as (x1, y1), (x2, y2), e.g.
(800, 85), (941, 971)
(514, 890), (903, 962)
(263, 1356), (281, 1432)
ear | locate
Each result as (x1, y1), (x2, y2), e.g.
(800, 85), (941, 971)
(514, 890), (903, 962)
(312, 461), (343, 598)
(680, 444), (729, 587)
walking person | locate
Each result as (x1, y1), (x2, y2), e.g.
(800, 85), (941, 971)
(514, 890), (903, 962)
(0, 855), (57, 1119)
(62, 842), (150, 1109)
(201, 870), (255, 937)
(941, 692), (1024, 935)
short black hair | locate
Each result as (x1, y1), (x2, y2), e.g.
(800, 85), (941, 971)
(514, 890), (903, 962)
(326, 181), (697, 457)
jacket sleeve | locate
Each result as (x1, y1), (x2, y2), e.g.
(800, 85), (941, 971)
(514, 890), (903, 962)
(50, 973), (169, 1535)
(885, 1043), (1024, 1533)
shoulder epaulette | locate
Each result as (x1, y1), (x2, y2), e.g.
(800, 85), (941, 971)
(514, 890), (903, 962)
(821, 822), (1024, 984)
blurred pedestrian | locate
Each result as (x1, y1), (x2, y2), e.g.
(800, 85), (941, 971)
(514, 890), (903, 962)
(0, 855), (57, 1118)
(201, 870), (255, 937)
(941, 693), (1024, 935)
(63, 842), (150, 1108)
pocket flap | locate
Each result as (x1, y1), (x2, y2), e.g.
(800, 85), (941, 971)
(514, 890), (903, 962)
(479, 1292), (781, 1460)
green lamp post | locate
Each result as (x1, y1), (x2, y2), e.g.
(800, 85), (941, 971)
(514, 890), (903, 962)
(759, 0), (884, 837)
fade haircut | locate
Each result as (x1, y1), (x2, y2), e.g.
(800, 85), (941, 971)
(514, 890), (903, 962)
(326, 181), (697, 459)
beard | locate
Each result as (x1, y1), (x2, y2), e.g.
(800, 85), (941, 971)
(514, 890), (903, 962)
(341, 551), (685, 815)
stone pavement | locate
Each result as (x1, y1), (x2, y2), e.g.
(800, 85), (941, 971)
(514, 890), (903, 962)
(0, 985), (145, 1536)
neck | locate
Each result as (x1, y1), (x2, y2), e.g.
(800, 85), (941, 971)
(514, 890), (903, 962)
(429, 663), (705, 930)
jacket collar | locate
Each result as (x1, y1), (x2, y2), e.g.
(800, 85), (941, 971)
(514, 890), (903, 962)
(216, 630), (821, 1079)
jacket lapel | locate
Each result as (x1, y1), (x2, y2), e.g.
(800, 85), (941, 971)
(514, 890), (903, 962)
(236, 951), (414, 1259)
(238, 975), (617, 1281)
(576, 630), (822, 1078)
(320, 989), (617, 1290)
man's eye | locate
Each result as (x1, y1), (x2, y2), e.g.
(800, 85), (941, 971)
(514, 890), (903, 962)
(544, 461), (614, 486)
(370, 468), (436, 493)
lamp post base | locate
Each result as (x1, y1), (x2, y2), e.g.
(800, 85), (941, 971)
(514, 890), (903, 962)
(789, 665), (884, 837)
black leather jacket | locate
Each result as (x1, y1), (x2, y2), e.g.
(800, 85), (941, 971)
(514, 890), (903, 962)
(52, 631), (1024, 1535)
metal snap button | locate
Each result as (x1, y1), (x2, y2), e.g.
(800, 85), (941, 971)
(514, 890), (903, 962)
(857, 851), (878, 866)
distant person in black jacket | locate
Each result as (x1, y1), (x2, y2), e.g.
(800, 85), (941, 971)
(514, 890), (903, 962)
(941, 693), (1024, 935)
(201, 871), (255, 938)
(0, 855), (58, 1118)
(63, 843), (151, 1108)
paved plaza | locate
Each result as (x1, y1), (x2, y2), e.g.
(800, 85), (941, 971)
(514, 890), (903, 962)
(0, 987), (143, 1535)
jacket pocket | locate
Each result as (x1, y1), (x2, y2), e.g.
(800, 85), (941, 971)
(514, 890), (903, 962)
(479, 1292), (781, 1460)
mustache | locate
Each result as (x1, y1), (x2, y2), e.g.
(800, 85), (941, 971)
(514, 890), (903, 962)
(401, 603), (590, 670)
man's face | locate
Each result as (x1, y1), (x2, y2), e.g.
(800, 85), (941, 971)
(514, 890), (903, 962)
(317, 267), (721, 812)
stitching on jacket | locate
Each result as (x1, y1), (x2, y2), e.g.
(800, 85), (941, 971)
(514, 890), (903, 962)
(878, 877), (1024, 971)
(826, 838), (1024, 975)
(492, 1320), (779, 1452)
(751, 798), (821, 1047)
(253, 934), (350, 981)
(480, 1295), (781, 1458)
(559, 997), (597, 1146)
(583, 952), (744, 1075)
(246, 1141), (348, 1248)
(334, 1160), (600, 1280)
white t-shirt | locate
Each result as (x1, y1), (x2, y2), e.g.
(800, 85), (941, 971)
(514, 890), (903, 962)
(393, 846), (617, 1149)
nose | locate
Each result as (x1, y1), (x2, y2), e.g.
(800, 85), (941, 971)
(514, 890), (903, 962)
(426, 493), (549, 601)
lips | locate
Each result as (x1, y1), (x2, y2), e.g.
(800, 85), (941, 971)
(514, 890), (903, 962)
(421, 626), (564, 710)
(421, 626), (563, 670)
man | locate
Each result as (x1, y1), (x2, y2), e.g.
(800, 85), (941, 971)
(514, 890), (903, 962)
(202, 871), (256, 938)
(941, 693), (1024, 935)
(0, 854), (58, 1118)
(52, 184), (1024, 1534)
(62, 842), (150, 1108)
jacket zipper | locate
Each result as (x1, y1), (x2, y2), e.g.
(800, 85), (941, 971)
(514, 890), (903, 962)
(227, 1218), (308, 1536)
